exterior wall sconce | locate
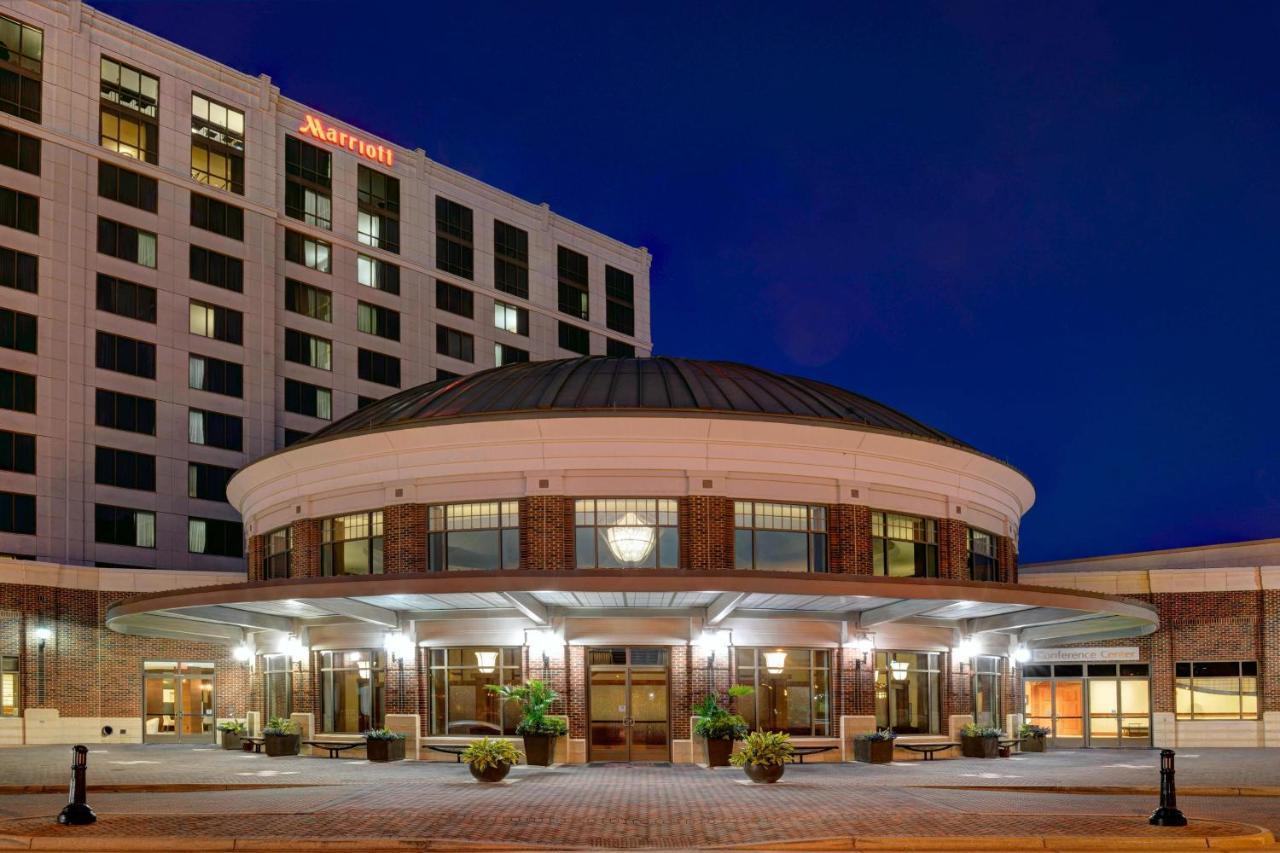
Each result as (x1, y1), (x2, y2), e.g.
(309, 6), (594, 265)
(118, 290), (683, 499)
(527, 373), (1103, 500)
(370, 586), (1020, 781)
(845, 634), (874, 667)
(604, 513), (656, 563)
(284, 634), (308, 666)
(33, 626), (52, 642)
(232, 644), (253, 664)
(763, 650), (788, 675)
(1013, 645), (1032, 664)
(33, 624), (52, 705)
(474, 650), (499, 674)
(525, 628), (560, 678)
(953, 636), (978, 672)
(383, 632), (414, 663)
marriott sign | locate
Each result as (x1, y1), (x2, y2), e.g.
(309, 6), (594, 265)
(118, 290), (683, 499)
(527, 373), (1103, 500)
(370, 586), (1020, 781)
(297, 114), (395, 168)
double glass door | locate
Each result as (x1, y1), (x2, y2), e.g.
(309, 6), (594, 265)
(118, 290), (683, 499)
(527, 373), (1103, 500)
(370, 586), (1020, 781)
(588, 647), (670, 762)
(1023, 663), (1150, 748)
(143, 662), (215, 743)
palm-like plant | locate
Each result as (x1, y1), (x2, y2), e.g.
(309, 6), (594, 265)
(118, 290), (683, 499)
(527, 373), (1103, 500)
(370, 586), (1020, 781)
(486, 679), (567, 735)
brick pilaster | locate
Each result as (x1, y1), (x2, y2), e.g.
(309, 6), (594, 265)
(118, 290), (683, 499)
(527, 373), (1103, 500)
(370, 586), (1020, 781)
(937, 519), (969, 581)
(290, 518), (322, 578)
(828, 504), (873, 574)
(680, 496), (733, 570)
(246, 533), (265, 582)
(383, 503), (426, 573)
(521, 496), (574, 569)
(1264, 590), (1280, 713)
(997, 535), (1018, 584)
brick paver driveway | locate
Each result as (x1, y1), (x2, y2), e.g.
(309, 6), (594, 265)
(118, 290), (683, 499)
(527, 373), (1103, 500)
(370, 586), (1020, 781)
(0, 745), (1275, 848)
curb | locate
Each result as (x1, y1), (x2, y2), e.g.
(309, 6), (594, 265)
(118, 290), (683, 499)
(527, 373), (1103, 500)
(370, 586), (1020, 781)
(0, 784), (330, 796)
(913, 784), (1280, 798)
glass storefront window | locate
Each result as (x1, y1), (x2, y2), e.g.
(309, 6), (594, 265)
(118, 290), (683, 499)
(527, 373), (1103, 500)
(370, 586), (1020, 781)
(429, 647), (523, 735)
(1175, 661), (1258, 721)
(428, 502), (520, 571)
(733, 648), (829, 736)
(875, 651), (941, 734)
(320, 649), (385, 733)
(575, 498), (678, 569)
(733, 501), (827, 572)
(871, 512), (937, 577)
(321, 511), (383, 576)
(263, 654), (291, 721)
(972, 655), (1003, 728)
(1, 655), (17, 716)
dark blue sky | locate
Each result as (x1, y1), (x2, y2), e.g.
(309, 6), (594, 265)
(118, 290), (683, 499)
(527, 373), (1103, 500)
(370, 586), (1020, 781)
(96, 1), (1280, 563)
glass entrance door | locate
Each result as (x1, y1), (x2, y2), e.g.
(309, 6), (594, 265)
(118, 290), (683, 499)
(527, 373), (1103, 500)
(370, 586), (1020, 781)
(1086, 670), (1152, 747)
(1052, 680), (1085, 747)
(143, 662), (215, 743)
(587, 647), (669, 762)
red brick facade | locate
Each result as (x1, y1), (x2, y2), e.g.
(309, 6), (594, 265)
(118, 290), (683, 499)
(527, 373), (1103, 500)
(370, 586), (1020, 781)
(680, 496), (734, 570)
(521, 496), (575, 569)
(384, 504), (427, 574)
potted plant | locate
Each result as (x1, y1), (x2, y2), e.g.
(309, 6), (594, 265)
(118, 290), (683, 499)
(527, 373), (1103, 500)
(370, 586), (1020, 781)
(1018, 723), (1050, 752)
(462, 736), (524, 783)
(960, 723), (1003, 758)
(263, 716), (300, 757)
(217, 720), (246, 751)
(730, 730), (795, 783)
(853, 729), (897, 764)
(692, 685), (753, 767)
(364, 727), (406, 762)
(486, 679), (567, 766)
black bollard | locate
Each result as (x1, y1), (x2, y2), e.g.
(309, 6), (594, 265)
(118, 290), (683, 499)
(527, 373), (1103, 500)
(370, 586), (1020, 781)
(56, 744), (96, 825)
(1148, 748), (1187, 827)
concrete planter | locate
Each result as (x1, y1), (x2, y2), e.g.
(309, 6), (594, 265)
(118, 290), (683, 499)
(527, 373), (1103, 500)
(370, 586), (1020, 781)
(743, 762), (785, 783)
(1021, 735), (1046, 753)
(704, 738), (734, 767)
(220, 732), (243, 751)
(366, 738), (405, 762)
(961, 735), (999, 759)
(853, 739), (895, 764)
(522, 734), (557, 767)
(264, 733), (300, 756)
(470, 761), (512, 783)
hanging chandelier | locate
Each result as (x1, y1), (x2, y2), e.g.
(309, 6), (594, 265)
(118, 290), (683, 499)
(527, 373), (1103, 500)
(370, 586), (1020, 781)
(604, 512), (656, 564)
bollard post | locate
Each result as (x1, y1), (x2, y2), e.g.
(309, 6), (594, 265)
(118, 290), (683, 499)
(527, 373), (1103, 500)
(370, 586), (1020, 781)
(56, 744), (96, 825)
(1148, 748), (1187, 827)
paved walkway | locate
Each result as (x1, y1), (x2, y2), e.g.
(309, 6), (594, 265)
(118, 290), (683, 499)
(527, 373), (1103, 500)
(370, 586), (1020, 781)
(0, 745), (1275, 849)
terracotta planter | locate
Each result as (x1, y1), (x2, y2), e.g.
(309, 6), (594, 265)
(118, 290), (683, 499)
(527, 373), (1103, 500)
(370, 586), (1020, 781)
(264, 733), (300, 757)
(961, 735), (999, 759)
(366, 738), (405, 762)
(853, 739), (895, 764)
(743, 762), (785, 783)
(220, 733), (243, 751)
(469, 761), (512, 783)
(704, 738), (734, 767)
(1021, 735), (1046, 753)
(522, 734), (558, 767)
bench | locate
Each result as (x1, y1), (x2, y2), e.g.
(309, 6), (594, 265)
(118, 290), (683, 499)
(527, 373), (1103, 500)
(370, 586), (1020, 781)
(997, 738), (1023, 758)
(428, 745), (467, 763)
(896, 742), (959, 761)
(241, 736), (265, 753)
(790, 745), (838, 764)
(303, 740), (364, 759)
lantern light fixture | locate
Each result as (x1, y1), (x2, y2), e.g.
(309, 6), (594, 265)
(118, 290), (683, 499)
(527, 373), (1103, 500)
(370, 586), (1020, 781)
(284, 634), (308, 661)
(232, 644), (253, 663)
(1013, 645), (1032, 664)
(384, 631), (414, 662)
(763, 650), (788, 674)
(475, 650), (499, 674)
(33, 626), (53, 642)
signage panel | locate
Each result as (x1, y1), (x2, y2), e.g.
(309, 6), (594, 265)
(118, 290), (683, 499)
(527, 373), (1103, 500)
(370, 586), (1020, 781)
(1030, 647), (1140, 663)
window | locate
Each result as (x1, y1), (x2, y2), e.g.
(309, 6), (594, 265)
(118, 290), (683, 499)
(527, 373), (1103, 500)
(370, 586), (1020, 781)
(95, 389), (154, 434)
(94, 503), (155, 548)
(188, 409), (242, 451)
(190, 94), (244, 194)
(0, 246), (36, 293)
(0, 126), (39, 174)
(494, 301), (528, 336)
(558, 321), (590, 355)
(495, 343), (529, 366)
(0, 14), (43, 122)
(1175, 661), (1258, 721)
(264, 527), (291, 579)
(0, 185), (37, 233)
(357, 254), (399, 294)
(1, 655), (18, 716)
(493, 220), (528, 299)
(285, 136), (330, 188)
(605, 265), (635, 336)
(435, 196), (473, 278)
(0, 491), (34, 534)
(358, 301), (400, 341)
(285, 279), (332, 322)
(284, 328), (332, 370)
(0, 368), (34, 413)
(189, 300), (243, 345)
(99, 57), (158, 163)
(284, 181), (331, 230)
(97, 217), (156, 267)
(436, 325), (473, 362)
(875, 651), (942, 734)
(284, 378), (332, 420)
(734, 501), (827, 572)
(973, 655), (1003, 728)
(321, 650), (385, 733)
(96, 274), (156, 323)
(190, 193), (244, 240)
(95, 331), (154, 378)
(357, 349), (400, 388)
(428, 502), (520, 571)
(735, 648), (830, 736)
(871, 512), (938, 578)
(188, 354), (243, 398)
(0, 307), (35, 353)
(321, 511), (383, 576)
(188, 517), (242, 557)
(607, 339), (636, 358)
(263, 654), (291, 719)
(188, 462), (234, 502)
(575, 498), (678, 569)
(189, 245), (243, 293)
(95, 446), (155, 492)
(969, 528), (998, 582)
(429, 647), (523, 735)
(357, 165), (399, 253)
(435, 280), (473, 318)
(0, 429), (35, 474)
(557, 246), (589, 319)
(97, 161), (155, 212)
(284, 230), (331, 272)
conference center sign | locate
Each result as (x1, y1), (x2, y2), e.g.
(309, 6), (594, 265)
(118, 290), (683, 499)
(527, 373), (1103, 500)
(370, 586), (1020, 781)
(297, 114), (395, 168)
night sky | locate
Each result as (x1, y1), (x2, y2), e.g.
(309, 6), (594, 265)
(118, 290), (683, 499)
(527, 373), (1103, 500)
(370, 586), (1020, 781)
(94, 1), (1280, 564)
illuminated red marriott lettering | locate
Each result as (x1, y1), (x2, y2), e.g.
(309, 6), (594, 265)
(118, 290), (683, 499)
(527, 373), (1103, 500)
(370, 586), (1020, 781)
(297, 114), (394, 168)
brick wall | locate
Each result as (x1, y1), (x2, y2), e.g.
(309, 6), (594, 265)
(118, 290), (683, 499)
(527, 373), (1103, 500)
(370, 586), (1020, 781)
(383, 504), (426, 573)
(522, 496), (575, 569)
(247, 534), (265, 582)
(680, 496), (734, 570)
(291, 518), (322, 578)
(997, 535), (1017, 584)
(937, 519), (969, 581)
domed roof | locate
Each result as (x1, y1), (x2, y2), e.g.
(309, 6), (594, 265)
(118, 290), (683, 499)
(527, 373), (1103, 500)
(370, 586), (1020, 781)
(301, 357), (972, 448)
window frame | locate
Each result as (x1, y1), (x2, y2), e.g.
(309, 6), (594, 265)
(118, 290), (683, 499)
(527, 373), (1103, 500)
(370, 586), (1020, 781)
(871, 511), (939, 578)
(429, 647), (523, 736)
(733, 501), (828, 573)
(427, 501), (520, 571)
(321, 511), (384, 576)
(733, 647), (831, 736)
(1174, 660), (1258, 721)
(319, 649), (386, 734)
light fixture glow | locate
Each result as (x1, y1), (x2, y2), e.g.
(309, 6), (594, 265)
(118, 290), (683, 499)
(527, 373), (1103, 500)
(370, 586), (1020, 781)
(1013, 646), (1032, 664)
(953, 637), (978, 661)
(525, 628), (561, 660)
(33, 626), (52, 642)
(764, 650), (788, 674)
(284, 635), (308, 661)
(383, 632), (414, 662)
(232, 644), (253, 663)
(604, 512), (656, 564)
(853, 636), (874, 655)
(890, 660), (910, 681)
(475, 650), (499, 673)
(695, 630), (731, 656)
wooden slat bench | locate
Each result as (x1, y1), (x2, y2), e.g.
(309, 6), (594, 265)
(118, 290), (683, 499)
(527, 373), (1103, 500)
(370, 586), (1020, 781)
(427, 745), (467, 763)
(897, 742), (959, 761)
(790, 745), (838, 764)
(303, 740), (364, 759)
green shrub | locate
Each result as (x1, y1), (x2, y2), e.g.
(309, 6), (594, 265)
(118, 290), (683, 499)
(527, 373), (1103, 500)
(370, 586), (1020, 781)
(486, 679), (568, 736)
(216, 720), (246, 734)
(263, 716), (298, 736)
(961, 723), (1003, 738)
(854, 728), (897, 742)
(1018, 723), (1050, 738)
(364, 727), (405, 741)
(462, 737), (524, 770)
(730, 730), (795, 767)
(692, 684), (755, 742)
